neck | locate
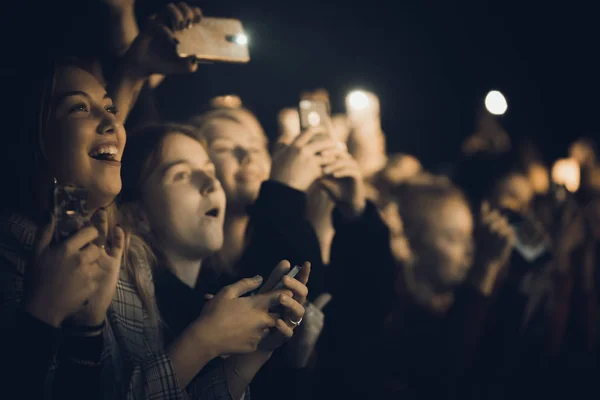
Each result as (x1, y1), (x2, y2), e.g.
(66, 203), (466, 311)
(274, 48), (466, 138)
(160, 247), (204, 288)
(219, 213), (249, 274)
(403, 263), (454, 314)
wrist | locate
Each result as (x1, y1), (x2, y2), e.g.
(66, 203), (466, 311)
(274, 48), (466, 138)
(338, 199), (366, 220)
(190, 319), (221, 361)
(270, 175), (306, 192)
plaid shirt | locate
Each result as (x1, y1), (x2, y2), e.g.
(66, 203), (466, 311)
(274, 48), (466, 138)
(0, 213), (241, 399)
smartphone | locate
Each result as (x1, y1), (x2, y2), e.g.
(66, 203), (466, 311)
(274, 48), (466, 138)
(272, 265), (302, 291)
(299, 99), (332, 146)
(175, 17), (250, 63)
(53, 185), (89, 243)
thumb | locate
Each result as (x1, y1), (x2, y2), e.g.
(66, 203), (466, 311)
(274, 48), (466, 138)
(222, 275), (264, 298)
(312, 293), (333, 311)
(35, 214), (56, 257)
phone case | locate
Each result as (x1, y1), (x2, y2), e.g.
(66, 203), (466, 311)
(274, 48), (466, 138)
(272, 265), (301, 291)
(175, 17), (250, 63)
(299, 99), (331, 139)
(53, 185), (89, 243)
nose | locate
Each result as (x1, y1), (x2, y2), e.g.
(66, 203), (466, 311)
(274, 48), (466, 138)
(96, 108), (119, 136)
(198, 172), (221, 197)
(233, 147), (251, 165)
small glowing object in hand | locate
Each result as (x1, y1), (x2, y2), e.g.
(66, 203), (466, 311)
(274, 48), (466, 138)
(484, 90), (508, 115)
(308, 111), (321, 127)
(347, 91), (370, 111)
(234, 34), (248, 45)
(552, 158), (580, 192)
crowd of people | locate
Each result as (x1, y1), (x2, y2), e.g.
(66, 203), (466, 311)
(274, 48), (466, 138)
(1, 1), (599, 399)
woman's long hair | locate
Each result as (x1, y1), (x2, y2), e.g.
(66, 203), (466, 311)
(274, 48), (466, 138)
(0, 57), (158, 324)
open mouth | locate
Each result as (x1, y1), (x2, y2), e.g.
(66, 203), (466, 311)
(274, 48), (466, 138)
(205, 208), (219, 217)
(89, 144), (120, 162)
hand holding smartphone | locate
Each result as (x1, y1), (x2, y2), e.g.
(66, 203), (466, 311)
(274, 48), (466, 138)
(175, 17), (250, 63)
(298, 99), (332, 144)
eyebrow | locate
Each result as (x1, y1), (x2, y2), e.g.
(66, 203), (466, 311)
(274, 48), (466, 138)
(53, 91), (111, 106)
(160, 158), (213, 175)
(160, 160), (189, 176)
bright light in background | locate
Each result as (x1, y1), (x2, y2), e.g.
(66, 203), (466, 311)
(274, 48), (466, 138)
(235, 33), (248, 45)
(552, 158), (581, 192)
(347, 90), (370, 110)
(485, 90), (508, 115)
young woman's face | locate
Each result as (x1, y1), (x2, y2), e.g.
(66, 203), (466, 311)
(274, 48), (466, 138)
(47, 66), (125, 209)
(206, 119), (271, 210)
(411, 197), (474, 291)
(142, 133), (226, 259)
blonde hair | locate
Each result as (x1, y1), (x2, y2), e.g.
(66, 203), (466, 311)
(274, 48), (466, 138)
(189, 107), (267, 147)
(106, 203), (159, 326)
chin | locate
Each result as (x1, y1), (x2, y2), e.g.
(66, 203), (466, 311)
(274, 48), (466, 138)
(89, 179), (122, 208)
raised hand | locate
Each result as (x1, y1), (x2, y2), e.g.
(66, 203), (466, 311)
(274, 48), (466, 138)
(69, 209), (125, 330)
(257, 261), (311, 352)
(270, 129), (343, 192)
(194, 275), (284, 355)
(319, 151), (367, 218)
(25, 216), (103, 328)
(123, 2), (203, 78)
(470, 202), (515, 295)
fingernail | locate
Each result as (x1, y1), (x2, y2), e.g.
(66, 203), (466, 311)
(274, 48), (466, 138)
(254, 275), (263, 281)
(280, 295), (289, 304)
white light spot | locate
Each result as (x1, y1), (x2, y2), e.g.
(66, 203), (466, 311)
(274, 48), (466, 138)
(347, 90), (370, 110)
(485, 90), (508, 115)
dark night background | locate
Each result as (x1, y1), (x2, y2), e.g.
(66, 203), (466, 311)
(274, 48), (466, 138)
(7, 1), (599, 169)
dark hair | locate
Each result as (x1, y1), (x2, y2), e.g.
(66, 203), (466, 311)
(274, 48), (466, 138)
(120, 123), (206, 205)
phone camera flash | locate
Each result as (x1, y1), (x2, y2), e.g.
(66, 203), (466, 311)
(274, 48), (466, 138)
(347, 91), (370, 110)
(308, 111), (321, 127)
(229, 33), (248, 45)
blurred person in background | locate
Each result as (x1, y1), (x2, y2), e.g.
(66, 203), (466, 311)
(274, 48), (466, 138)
(331, 175), (514, 399)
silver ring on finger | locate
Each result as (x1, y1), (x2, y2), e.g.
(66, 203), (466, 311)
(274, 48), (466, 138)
(285, 317), (303, 328)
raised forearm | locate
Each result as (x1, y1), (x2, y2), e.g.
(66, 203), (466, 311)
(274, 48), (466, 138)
(107, 5), (139, 57)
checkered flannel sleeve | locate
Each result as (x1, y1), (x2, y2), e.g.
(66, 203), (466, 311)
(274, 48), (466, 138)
(185, 360), (250, 400)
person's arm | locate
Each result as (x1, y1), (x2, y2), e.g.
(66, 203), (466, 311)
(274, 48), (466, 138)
(52, 332), (105, 399)
(103, 0), (139, 57)
(105, 2), (200, 126)
(0, 218), (61, 397)
(239, 181), (325, 298)
(328, 200), (396, 319)
(2, 310), (62, 397)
